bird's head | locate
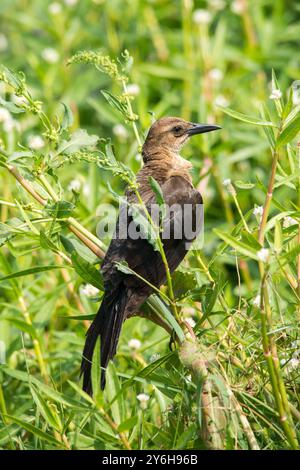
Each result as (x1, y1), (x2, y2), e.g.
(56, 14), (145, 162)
(142, 117), (220, 160)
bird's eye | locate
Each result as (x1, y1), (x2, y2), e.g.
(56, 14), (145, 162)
(172, 125), (183, 134)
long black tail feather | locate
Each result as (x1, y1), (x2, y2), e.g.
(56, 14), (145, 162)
(81, 285), (127, 395)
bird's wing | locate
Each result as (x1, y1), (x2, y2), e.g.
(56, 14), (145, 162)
(101, 175), (203, 294)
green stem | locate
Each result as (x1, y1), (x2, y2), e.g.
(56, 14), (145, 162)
(134, 189), (180, 323)
(260, 273), (298, 449)
(121, 79), (142, 149)
(258, 150), (279, 247)
(38, 174), (106, 253)
(0, 383), (8, 425)
(232, 192), (250, 233)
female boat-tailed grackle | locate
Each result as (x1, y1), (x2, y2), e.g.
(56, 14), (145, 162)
(81, 117), (220, 395)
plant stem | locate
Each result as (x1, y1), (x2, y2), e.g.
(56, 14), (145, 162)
(260, 273), (298, 449)
(38, 174), (106, 255)
(231, 192), (250, 233)
(0, 384), (8, 425)
(121, 79), (142, 149)
(134, 189), (180, 323)
(7, 165), (46, 205)
(258, 150), (279, 247)
(99, 406), (132, 450)
(18, 296), (48, 379)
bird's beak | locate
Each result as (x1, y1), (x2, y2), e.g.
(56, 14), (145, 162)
(187, 123), (221, 136)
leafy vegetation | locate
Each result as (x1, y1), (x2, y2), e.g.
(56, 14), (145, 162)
(0, 0), (299, 450)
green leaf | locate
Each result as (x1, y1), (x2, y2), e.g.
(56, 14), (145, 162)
(1, 366), (90, 410)
(129, 203), (159, 251)
(105, 362), (124, 426)
(61, 102), (74, 130)
(57, 129), (99, 155)
(139, 351), (176, 378)
(30, 386), (62, 432)
(260, 104), (276, 148)
(172, 270), (197, 299)
(67, 380), (95, 406)
(147, 295), (185, 342)
(0, 96), (25, 114)
(67, 313), (96, 321)
(0, 265), (67, 282)
(218, 106), (276, 127)
(7, 151), (34, 167)
(214, 229), (258, 260)
(101, 90), (128, 117)
(234, 180), (255, 189)
(282, 87), (294, 120)
(3, 415), (64, 447)
(60, 235), (98, 264)
(91, 337), (101, 399)
(149, 176), (165, 207)
(276, 114), (300, 148)
(175, 424), (197, 449)
(45, 200), (75, 217)
(149, 176), (166, 222)
(40, 230), (59, 252)
(71, 251), (103, 290)
(3, 317), (37, 338)
(115, 260), (133, 276)
(118, 416), (138, 433)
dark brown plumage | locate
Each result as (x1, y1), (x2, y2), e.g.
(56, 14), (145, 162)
(81, 117), (220, 395)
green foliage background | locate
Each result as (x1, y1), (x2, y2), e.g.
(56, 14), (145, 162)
(0, 0), (299, 450)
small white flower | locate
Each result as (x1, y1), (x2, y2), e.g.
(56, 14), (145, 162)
(257, 248), (270, 263)
(231, 0), (245, 15)
(42, 48), (59, 64)
(126, 84), (140, 97)
(68, 179), (81, 192)
(113, 124), (128, 141)
(80, 284), (100, 297)
(269, 89), (282, 100)
(252, 295), (261, 308)
(0, 107), (11, 123)
(0, 33), (8, 52)
(185, 317), (196, 328)
(28, 135), (45, 150)
(128, 338), (141, 350)
(208, 68), (223, 82)
(135, 153), (142, 162)
(64, 0), (78, 5)
(192, 9), (212, 25)
(137, 393), (150, 409)
(283, 216), (297, 228)
(223, 178), (231, 187)
(253, 206), (263, 217)
(214, 95), (230, 107)
(48, 2), (62, 14)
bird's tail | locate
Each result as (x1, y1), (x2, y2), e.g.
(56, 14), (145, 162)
(81, 284), (127, 395)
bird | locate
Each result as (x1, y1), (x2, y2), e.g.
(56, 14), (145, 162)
(81, 117), (220, 395)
